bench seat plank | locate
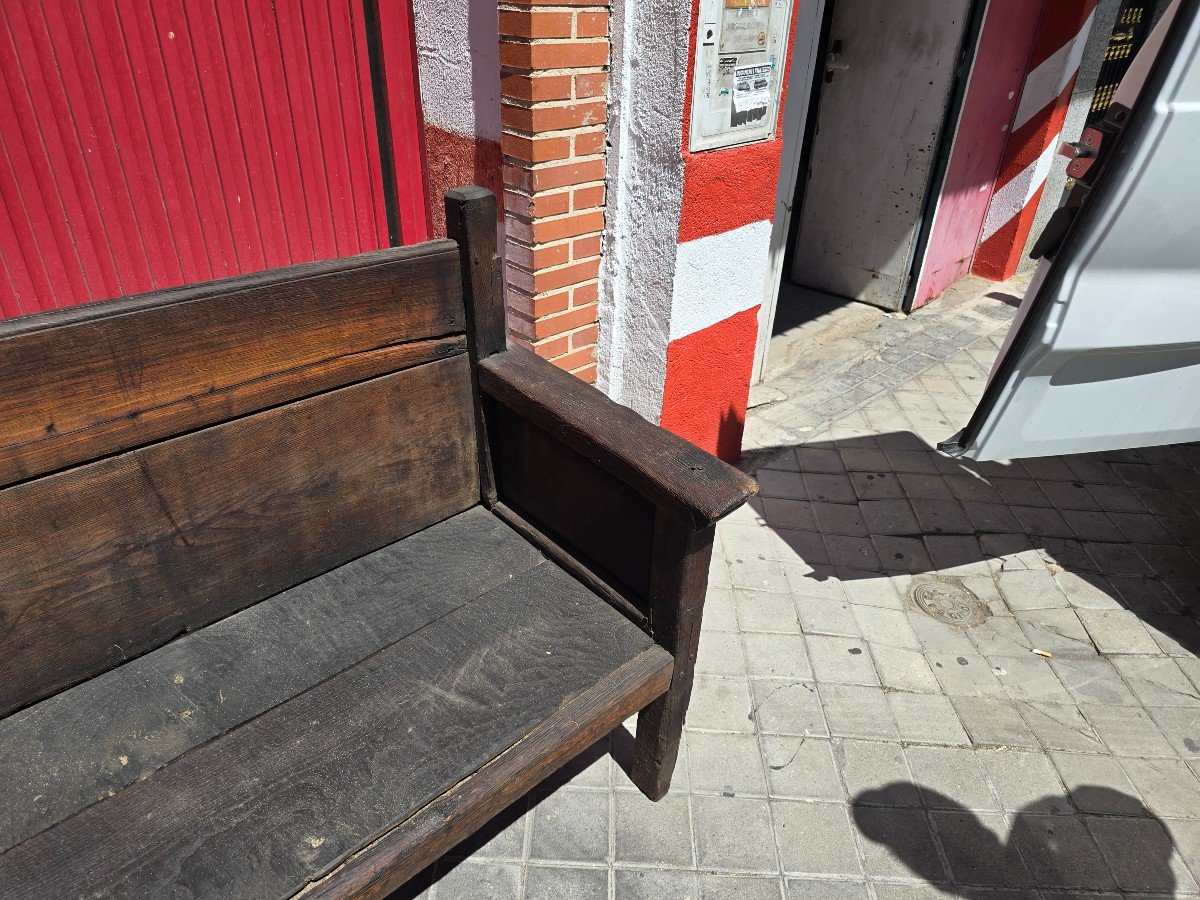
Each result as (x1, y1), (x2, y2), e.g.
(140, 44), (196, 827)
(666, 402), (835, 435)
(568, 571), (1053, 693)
(0, 523), (671, 899)
(0, 506), (543, 854)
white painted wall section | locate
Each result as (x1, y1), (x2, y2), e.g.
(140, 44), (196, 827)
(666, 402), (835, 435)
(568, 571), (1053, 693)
(669, 220), (772, 341)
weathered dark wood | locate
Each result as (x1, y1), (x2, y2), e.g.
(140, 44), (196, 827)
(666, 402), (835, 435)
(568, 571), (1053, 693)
(445, 186), (506, 506)
(0, 356), (479, 717)
(302, 649), (672, 900)
(0, 507), (540, 853)
(479, 348), (758, 528)
(630, 512), (717, 800)
(444, 187), (506, 360)
(490, 398), (655, 605)
(0, 243), (464, 488)
(0, 563), (672, 900)
(492, 501), (648, 629)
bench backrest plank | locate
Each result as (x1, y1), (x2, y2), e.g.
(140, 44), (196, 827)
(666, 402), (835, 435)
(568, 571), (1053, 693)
(0, 248), (479, 716)
(0, 243), (464, 488)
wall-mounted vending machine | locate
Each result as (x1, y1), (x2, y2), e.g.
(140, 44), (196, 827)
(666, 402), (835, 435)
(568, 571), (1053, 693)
(688, 0), (794, 152)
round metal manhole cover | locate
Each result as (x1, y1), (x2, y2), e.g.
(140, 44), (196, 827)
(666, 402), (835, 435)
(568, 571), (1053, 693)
(911, 580), (988, 628)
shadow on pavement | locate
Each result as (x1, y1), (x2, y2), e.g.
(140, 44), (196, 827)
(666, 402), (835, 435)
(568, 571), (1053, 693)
(741, 432), (1200, 656)
(853, 783), (1178, 894)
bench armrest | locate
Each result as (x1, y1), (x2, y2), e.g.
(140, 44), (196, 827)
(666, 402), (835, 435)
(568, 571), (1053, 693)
(478, 349), (757, 528)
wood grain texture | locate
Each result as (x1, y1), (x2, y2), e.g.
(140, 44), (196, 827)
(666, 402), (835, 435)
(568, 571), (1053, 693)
(631, 513), (717, 800)
(0, 507), (540, 853)
(0, 563), (669, 900)
(445, 186), (506, 505)
(490, 399), (655, 606)
(302, 648), (672, 900)
(479, 348), (758, 528)
(444, 187), (505, 360)
(0, 356), (478, 717)
(0, 243), (463, 487)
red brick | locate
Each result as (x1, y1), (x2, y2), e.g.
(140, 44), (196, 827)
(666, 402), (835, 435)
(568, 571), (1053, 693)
(510, 287), (571, 318)
(501, 131), (570, 164)
(571, 324), (599, 348)
(532, 334), (570, 359)
(507, 239), (571, 269)
(531, 210), (605, 242)
(500, 40), (608, 71)
(501, 72), (572, 102)
(572, 234), (602, 259)
(502, 99), (606, 133)
(552, 344), (596, 372)
(574, 364), (598, 383)
(499, 9), (572, 38)
(575, 10), (610, 37)
(572, 281), (599, 305)
(519, 159), (607, 191)
(573, 72), (608, 98)
(573, 130), (606, 156)
(533, 302), (598, 340)
(532, 258), (600, 293)
(572, 184), (605, 210)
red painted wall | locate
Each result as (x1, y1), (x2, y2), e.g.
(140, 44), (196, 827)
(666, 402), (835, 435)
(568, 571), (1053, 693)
(912, 0), (1043, 307)
(660, 306), (761, 464)
(0, 0), (427, 318)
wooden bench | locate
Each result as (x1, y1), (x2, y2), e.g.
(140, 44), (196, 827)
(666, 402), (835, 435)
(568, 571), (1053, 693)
(0, 187), (756, 899)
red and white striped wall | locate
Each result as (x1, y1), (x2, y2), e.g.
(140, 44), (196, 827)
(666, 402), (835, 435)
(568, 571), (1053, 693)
(598, 0), (798, 462)
(411, 0), (503, 237)
(973, 0), (1098, 280)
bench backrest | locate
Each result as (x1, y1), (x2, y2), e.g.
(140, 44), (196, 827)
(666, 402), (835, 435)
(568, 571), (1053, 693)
(0, 242), (481, 717)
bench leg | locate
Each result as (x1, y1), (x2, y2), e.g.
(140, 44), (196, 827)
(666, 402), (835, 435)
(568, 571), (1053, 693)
(629, 515), (714, 801)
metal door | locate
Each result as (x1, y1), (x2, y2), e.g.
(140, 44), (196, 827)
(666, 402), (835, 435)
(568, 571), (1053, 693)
(0, 0), (428, 318)
(946, 0), (1200, 461)
(789, 0), (971, 310)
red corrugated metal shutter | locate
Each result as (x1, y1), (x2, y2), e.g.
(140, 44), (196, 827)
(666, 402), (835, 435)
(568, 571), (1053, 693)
(0, 0), (429, 318)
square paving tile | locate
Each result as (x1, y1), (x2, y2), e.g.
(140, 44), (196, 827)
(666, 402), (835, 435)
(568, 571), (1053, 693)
(951, 696), (1040, 749)
(1008, 814), (1117, 890)
(871, 644), (942, 693)
(906, 745), (999, 811)
(797, 598), (861, 637)
(1119, 756), (1200, 818)
(852, 806), (943, 880)
(687, 730), (768, 797)
(807, 635), (879, 685)
(820, 683), (900, 741)
(975, 748), (1071, 814)
(687, 676), (755, 733)
(751, 679), (828, 736)
(699, 873), (783, 899)
(773, 800), (862, 876)
(528, 790), (610, 864)
(1087, 816), (1197, 894)
(735, 589), (802, 632)
(888, 691), (970, 745)
(691, 795), (778, 873)
(614, 791), (693, 868)
(762, 735), (844, 801)
(613, 868), (699, 900)
(743, 632), (813, 680)
(523, 866), (608, 900)
(834, 739), (918, 806)
(932, 810), (1032, 888)
(1076, 609), (1161, 654)
(1049, 751), (1143, 815)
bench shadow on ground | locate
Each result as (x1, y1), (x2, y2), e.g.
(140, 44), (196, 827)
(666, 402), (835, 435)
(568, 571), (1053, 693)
(387, 736), (635, 898)
(852, 784), (1178, 894)
(739, 431), (1200, 659)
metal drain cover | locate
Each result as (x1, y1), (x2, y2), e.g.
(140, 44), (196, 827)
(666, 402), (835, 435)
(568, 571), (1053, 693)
(911, 580), (988, 628)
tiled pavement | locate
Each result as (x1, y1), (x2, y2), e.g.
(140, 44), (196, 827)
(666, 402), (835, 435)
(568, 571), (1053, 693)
(404, 279), (1200, 899)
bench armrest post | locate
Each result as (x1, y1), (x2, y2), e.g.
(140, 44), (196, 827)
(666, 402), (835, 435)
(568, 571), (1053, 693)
(630, 512), (716, 800)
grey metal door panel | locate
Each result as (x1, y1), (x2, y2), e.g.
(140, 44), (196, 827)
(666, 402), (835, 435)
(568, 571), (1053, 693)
(790, 0), (970, 309)
(952, 0), (1200, 461)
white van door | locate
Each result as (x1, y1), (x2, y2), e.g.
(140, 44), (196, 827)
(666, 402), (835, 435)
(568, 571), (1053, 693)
(945, 0), (1200, 461)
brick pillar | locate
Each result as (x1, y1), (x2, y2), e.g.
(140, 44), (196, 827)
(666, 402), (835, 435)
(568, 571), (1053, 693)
(499, 1), (609, 383)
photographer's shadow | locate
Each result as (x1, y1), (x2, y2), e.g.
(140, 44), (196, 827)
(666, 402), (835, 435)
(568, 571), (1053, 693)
(854, 784), (1182, 894)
